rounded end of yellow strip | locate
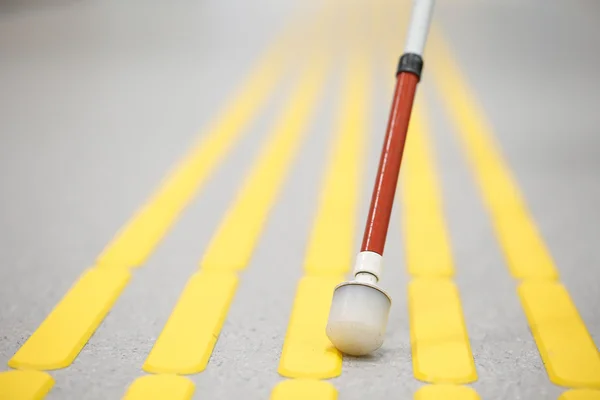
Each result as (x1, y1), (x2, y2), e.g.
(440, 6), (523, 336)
(413, 368), (478, 386)
(277, 364), (342, 380)
(518, 280), (600, 388)
(559, 389), (600, 400)
(7, 359), (63, 371)
(123, 375), (195, 400)
(278, 276), (344, 379)
(8, 267), (132, 371)
(409, 278), (477, 384)
(141, 270), (238, 375)
(0, 370), (54, 400)
(511, 268), (560, 281)
(271, 379), (337, 400)
(415, 384), (480, 400)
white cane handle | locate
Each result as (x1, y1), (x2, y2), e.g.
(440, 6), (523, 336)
(404, 0), (436, 56)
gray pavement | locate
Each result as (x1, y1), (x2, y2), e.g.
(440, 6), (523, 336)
(1, 0), (599, 399)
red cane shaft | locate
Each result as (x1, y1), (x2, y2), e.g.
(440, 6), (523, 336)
(360, 71), (419, 255)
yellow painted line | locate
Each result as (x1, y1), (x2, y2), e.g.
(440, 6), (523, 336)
(560, 390), (600, 400)
(270, 379), (338, 400)
(518, 281), (600, 388)
(0, 370), (54, 400)
(122, 375), (194, 400)
(427, 31), (559, 280)
(414, 384), (481, 400)
(408, 279), (477, 384)
(401, 101), (454, 277)
(199, 54), (330, 272)
(278, 276), (344, 379)
(302, 57), (368, 276)
(95, 42), (288, 269)
(142, 270), (238, 374)
(8, 268), (131, 370)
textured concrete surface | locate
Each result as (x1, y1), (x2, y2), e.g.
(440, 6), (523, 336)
(1, 0), (599, 399)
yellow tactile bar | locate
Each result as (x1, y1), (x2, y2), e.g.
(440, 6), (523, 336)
(302, 56), (368, 276)
(8, 268), (131, 370)
(560, 390), (600, 400)
(142, 55), (329, 374)
(122, 375), (195, 400)
(278, 276), (344, 379)
(199, 54), (330, 272)
(429, 31), (600, 389)
(518, 281), (600, 388)
(270, 379), (338, 400)
(0, 370), (54, 400)
(278, 56), (370, 378)
(6, 26), (294, 379)
(414, 384), (481, 400)
(401, 101), (454, 277)
(143, 271), (238, 374)
(408, 279), (477, 384)
(96, 40), (288, 270)
(427, 31), (558, 280)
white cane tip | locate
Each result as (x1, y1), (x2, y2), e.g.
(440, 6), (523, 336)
(326, 281), (391, 356)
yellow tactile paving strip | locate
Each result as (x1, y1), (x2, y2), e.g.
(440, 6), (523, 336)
(401, 99), (477, 393)
(275, 48), (369, 390)
(429, 33), (558, 282)
(270, 379), (338, 400)
(428, 28), (600, 393)
(1, 2), (599, 400)
(142, 271), (239, 374)
(408, 277), (477, 384)
(401, 104), (454, 279)
(198, 55), (330, 273)
(95, 39), (290, 271)
(122, 375), (195, 400)
(8, 268), (131, 370)
(414, 384), (481, 400)
(135, 47), (330, 379)
(0, 17), (301, 399)
(278, 275), (346, 380)
(519, 282), (600, 388)
(560, 390), (600, 400)
(0, 371), (54, 400)
(123, 37), (331, 400)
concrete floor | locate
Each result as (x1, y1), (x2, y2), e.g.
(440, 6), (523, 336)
(1, 0), (599, 399)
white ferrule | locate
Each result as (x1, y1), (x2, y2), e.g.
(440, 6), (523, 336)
(404, 0), (435, 56)
(353, 251), (383, 282)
